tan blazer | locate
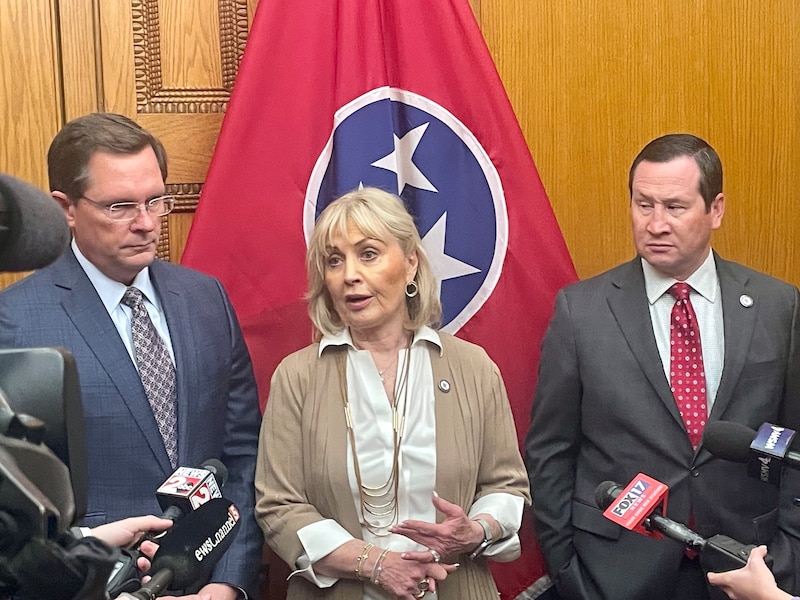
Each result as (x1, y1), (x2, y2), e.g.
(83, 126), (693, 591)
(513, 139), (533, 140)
(255, 331), (530, 600)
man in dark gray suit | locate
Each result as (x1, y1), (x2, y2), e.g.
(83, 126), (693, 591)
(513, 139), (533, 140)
(0, 113), (262, 599)
(526, 134), (800, 600)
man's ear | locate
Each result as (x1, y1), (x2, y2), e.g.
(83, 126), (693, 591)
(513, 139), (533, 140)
(52, 191), (75, 227)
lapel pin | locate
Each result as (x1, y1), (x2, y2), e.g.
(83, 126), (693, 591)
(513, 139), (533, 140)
(739, 294), (753, 308)
(438, 379), (451, 393)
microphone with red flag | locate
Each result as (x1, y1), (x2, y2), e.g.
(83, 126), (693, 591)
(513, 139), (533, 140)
(114, 497), (241, 599)
(595, 473), (771, 577)
(107, 460), (229, 597)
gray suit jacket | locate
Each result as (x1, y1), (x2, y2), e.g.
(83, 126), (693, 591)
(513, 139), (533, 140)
(0, 249), (263, 597)
(525, 254), (800, 600)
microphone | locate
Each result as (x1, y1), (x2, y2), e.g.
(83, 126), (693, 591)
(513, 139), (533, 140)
(595, 475), (771, 576)
(107, 460), (229, 596)
(155, 459), (228, 521)
(0, 174), (69, 272)
(116, 498), (241, 599)
(703, 421), (800, 484)
(595, 476), (705, 548)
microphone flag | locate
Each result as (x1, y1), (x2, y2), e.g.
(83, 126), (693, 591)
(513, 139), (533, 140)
(181, 0), (577, 597)
(601, 473), (669, 537)
(748, 423), (797, 484)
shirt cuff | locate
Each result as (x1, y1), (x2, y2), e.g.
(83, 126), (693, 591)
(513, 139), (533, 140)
(293, 519), (354, 587)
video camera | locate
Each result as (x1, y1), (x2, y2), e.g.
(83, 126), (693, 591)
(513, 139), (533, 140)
(0, 347), (117, 600)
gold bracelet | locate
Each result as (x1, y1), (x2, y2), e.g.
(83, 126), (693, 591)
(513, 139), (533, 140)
(370, 548), (391, 585)
(355, 542), (374, 580)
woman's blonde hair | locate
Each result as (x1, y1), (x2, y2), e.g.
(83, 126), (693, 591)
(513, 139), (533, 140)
(306, 187), (441, 337)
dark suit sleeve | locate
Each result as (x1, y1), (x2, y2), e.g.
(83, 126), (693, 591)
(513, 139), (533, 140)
(207, 280), (263, 598)
(771, 286), (800, 593)
(525, 289), (585, 585)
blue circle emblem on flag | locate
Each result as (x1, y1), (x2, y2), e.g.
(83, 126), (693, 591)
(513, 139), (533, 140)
(305, 87), (507, 333)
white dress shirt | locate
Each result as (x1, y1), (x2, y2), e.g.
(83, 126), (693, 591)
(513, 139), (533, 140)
(642, 249), (725, 410)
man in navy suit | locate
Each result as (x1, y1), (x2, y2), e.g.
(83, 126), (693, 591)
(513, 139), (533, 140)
(526, 134), (800, 599)
(0, 113), (262, 599)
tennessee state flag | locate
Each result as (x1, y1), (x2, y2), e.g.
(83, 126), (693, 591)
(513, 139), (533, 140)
(182, 0), (576, 597)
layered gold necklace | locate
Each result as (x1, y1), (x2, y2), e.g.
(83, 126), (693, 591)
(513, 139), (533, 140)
(338, 337), (412, 536)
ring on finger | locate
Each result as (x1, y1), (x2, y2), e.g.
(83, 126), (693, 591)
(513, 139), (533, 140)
(416, 577), (430, 597)
(429, 549), (441, 563)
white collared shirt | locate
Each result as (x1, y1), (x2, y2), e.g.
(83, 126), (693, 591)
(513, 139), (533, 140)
(642, 249), (724, 409)
(71, 239), (175, 365)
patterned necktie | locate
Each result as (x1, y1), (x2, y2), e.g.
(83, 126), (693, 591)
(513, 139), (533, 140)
(668, 282), (707, 448)
(121, 287), (178, 467)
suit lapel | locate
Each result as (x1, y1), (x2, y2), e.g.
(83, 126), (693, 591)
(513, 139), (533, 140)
(607, 259), (686, 429)
(56, 252), (173, 473)
(708, 255), (755, 421)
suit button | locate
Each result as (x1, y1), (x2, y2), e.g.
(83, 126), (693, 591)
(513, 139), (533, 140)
(691, 469), (700, 477)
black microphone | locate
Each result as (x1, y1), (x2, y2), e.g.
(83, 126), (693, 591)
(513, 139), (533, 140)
(703, 421), (800, 484)
(116, 498), (242, 599)
(595, 479), (771, 578)
(107, 460), (229, 596)
(0, 174), (69, 272)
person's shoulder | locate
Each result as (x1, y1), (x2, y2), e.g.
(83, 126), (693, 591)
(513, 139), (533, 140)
(558, 258), (639, 297)
(717, 256), (798, 292)
(437, 331), (495, 368)
(150, 258), (216, 283)
(0, 260), (60, 299)
(275, 342), (324, 373)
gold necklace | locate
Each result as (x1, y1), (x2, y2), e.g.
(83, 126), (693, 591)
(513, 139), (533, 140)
(338, 337), (412, 536)
(377, 353), (399, 383)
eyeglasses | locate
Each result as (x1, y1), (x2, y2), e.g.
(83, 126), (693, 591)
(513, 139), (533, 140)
(78, 194), (175, 222)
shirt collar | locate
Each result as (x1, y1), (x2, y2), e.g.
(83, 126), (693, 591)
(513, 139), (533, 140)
(319, 325), (442, 356)
(71, 239), (160, 312)
(642, 249), (719, 305)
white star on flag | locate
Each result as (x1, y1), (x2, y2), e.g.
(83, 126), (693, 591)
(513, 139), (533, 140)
(422, 212), (480, 297)
(371, 123), (438, 194)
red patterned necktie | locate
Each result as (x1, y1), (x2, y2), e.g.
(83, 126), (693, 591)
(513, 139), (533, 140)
(122, 286), (178, 467)
(668, 282), (707, 448)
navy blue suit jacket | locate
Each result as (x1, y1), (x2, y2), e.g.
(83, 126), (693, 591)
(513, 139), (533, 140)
(0, 249), (262, 597)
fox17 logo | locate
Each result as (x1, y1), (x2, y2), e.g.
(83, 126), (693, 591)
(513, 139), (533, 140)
(611, 479), (650, 518)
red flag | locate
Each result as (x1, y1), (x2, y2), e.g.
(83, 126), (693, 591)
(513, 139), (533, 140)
(182, 1), (576, 597)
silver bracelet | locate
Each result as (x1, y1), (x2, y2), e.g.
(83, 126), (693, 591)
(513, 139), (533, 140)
(469, 518), (494, 559)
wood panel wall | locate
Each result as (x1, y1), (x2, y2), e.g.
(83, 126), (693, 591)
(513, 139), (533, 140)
(477, 0), (800, 286)
(2, 1), (798, 289)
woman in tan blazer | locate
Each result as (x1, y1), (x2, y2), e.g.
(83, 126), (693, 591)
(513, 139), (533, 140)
(255, 187), (529, 600)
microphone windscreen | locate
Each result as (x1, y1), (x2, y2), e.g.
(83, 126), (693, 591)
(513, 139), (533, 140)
(200, 458), (228, 488)
(0, 174), (69, 272)
(594, 480), (623, 510)
(150, 497), (241, 589)
(702, 421), (756, 463)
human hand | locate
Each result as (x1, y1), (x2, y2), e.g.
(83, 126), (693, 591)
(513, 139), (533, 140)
(373, 550), (457, 599)
(390, 492), (486, 558)
(136, 539), (160, 571)
(89, 514), (173, 547)
(706, 546), (792, 600)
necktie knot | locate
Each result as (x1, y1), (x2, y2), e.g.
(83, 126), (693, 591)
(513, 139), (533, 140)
(121, 286), (145, 309)
(669, 282), (691, 302)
